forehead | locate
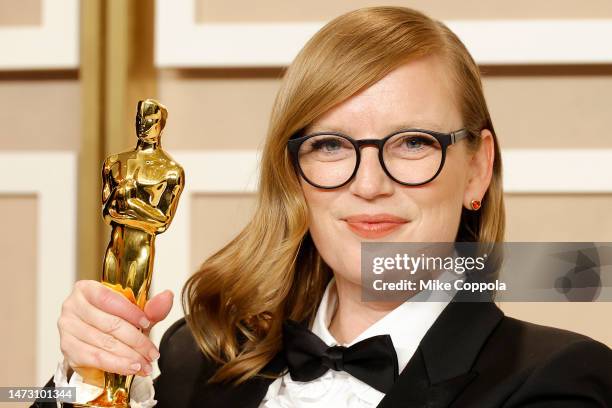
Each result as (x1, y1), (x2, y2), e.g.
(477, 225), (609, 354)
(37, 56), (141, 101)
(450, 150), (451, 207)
(306, 54), (461, 135)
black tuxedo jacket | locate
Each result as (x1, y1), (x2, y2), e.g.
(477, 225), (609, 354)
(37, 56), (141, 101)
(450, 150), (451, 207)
(33, 299), (612, 408)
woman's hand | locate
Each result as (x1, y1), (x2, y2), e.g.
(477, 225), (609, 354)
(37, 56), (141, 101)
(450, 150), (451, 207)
(57, 280), (173, 381)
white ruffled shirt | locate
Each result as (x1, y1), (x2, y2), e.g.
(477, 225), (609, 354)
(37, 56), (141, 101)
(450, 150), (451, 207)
(54, 270), (458, 408)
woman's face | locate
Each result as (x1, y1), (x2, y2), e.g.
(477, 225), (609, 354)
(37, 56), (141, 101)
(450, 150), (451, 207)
(300, 54), (494, 286)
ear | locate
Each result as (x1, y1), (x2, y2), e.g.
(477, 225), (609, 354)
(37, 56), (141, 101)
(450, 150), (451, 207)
(463, 129), (495, 210)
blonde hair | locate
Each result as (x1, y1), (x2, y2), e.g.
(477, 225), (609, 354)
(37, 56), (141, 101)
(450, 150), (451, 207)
(183, 5), (505, 385)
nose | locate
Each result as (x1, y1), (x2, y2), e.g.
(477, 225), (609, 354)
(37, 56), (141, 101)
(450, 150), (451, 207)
(348, 145), (394, 200)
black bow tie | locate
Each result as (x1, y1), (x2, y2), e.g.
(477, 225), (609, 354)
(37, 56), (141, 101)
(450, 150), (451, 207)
(281, 319), (399, 393)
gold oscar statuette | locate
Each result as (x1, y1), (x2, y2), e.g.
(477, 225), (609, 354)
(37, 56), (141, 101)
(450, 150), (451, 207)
(69, 99), (185, 407)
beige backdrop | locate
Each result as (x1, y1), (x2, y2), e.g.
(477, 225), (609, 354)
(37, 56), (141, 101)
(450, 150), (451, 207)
(1, 1), (611, 397)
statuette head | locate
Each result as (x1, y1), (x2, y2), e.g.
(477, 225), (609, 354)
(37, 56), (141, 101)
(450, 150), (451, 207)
(136, 98), (168, 141)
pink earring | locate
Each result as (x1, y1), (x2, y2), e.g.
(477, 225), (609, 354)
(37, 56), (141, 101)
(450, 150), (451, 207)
(470, 199), (481, 211)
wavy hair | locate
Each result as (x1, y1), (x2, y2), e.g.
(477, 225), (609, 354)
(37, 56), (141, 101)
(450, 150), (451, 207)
(182, 5), (506, 385)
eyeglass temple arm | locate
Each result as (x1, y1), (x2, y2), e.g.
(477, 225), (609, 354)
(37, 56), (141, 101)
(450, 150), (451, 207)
(450, 129), (470, 144)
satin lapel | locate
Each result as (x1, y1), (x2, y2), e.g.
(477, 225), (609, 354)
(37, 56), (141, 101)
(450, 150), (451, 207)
(376, 349), (479, 408)
(187, 350), (288, 408)
(377, 347), (430, 407)
(377, 299), (503, 408)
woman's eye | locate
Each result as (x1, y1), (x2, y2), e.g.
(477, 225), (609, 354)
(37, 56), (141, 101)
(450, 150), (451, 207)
(300, 136), (353, 162)
(401, 136), (437, 151)
(402, 136), (433, 150)
(312, 138), (342, 151)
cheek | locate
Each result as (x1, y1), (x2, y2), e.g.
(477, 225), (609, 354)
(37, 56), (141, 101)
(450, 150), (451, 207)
(303, 187), (362, 283)
(407, 157), (466, 242)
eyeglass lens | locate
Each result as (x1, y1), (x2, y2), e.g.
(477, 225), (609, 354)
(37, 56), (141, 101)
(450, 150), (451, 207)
(297, 131), (443, 187)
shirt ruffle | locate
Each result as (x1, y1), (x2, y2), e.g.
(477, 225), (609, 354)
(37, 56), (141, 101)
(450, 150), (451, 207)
(260, 369), (384, 407)
(53, 356), (157, 408)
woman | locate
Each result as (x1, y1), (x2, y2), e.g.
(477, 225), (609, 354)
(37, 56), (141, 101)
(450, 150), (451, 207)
(35, 6), (611, 408)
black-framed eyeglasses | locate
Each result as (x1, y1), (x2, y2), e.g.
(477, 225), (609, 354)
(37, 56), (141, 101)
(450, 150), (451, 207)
(287, 127), (470, 189)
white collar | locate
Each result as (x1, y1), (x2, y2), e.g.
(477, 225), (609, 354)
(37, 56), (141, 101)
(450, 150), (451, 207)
(310, 267), (458, 372)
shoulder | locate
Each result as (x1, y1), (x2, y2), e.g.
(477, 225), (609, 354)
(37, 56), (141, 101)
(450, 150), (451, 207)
(159, 317), (188, 350)
(491, 313), (612, 369)
(157, 316), (220, 376)
(492, 313), (610, 357)
(103, 154), (119, 168)
(480, 314), (612, 406)
(159, 153), (184, 176)
(158, 317), (201, 371)
(154, 317), (221, 407)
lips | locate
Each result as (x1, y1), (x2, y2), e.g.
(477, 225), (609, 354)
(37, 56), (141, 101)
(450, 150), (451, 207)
(342, 213), (408, 239)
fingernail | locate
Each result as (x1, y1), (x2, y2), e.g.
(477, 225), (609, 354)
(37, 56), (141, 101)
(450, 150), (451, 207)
(143, 363), (152, 375)
(139, 317), (150, 329)
(130, 363), (141, 372)
(149, 349), (160, 362)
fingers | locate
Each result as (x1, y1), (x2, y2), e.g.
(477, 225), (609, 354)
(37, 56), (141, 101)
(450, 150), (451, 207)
(69, 291), (160, 363)
(143, 290), (174, 337)
(59, 280), (176, 377)
(78, 281), (151, 329)
(60, 331), (149, 377)
(144, 290), (174, 325)
(58, 316), (154, 376)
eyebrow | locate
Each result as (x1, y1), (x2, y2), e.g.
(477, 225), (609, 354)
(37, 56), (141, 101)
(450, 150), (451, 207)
(307, 121), (447, 134)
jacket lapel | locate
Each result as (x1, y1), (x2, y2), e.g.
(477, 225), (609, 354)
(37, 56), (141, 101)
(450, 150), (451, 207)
(377, 296), (504, 408)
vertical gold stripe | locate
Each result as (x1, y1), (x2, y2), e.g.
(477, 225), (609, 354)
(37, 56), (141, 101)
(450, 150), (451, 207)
(126, 0), (157, 132)
(105, 0), (157, 156)
(79, 0), (104, 280)
(105, 0), (129, 156)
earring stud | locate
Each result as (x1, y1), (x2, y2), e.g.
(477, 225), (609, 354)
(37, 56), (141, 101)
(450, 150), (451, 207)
(470, 199), (481, 211)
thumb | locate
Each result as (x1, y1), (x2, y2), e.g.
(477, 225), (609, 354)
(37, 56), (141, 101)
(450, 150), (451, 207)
(143, 290), (174, 330)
